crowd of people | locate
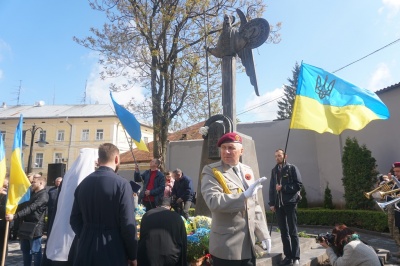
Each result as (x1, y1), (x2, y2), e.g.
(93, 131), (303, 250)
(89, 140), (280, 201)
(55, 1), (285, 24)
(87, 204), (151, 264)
(0, 132), (392, 266)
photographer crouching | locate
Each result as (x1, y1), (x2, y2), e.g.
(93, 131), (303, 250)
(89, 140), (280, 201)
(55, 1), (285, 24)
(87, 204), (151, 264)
(317, 224), (382, 266)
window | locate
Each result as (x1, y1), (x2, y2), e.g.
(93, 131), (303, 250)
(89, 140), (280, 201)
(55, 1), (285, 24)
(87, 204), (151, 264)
(35, 153), (44, 168)
(39, 130), (47, 141)
(96, 129), (104, 141)
(57, 130), (65, 141)
(81, 129), (89, 141)
(0, 131), (5, 141)
(54, 153), (63, 163)
(144, 137), (149, 144)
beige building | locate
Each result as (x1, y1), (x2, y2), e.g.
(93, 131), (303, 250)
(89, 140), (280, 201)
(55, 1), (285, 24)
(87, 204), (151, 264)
(0, 102), (153, 180)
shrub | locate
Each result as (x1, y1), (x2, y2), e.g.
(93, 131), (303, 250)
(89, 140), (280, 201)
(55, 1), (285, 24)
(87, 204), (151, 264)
(266, 209), (388, 232)
(342, 137), (378, 209)
(323, 183), (334, 209)
(297, 186), (308, 208)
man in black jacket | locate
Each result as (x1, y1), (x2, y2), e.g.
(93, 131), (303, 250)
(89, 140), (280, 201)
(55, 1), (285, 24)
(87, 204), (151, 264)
(134, 159), (165, 212)
(6, 175), (48, 266)
(268, 149), (302, 266)
(171, 169), (193, 219)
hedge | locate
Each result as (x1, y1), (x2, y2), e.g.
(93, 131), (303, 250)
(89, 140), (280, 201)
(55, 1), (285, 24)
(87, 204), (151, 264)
(266, 208), (388, 232)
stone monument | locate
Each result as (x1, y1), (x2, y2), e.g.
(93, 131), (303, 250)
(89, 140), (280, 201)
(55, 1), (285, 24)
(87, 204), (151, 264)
(195, 9), (270, 216)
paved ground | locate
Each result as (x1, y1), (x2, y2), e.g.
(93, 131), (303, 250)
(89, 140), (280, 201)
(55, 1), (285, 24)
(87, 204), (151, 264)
(3, 226), (400, 265)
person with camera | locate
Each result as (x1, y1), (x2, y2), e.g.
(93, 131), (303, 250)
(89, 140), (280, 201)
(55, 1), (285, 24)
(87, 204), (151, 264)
(318, 224), (381, 266)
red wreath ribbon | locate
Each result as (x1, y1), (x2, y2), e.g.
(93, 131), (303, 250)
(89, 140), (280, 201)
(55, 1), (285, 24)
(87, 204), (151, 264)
(245, 174), (251, 180)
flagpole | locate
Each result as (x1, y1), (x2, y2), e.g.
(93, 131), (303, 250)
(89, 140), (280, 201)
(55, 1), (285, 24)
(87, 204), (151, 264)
(1, 221), (9, 266)
(270, 120), (292, 236)
(122, 127), (139, 167)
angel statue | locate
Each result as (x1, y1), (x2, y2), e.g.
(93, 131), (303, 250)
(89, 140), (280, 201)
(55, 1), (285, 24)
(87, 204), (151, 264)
(208, 9), (270, 96)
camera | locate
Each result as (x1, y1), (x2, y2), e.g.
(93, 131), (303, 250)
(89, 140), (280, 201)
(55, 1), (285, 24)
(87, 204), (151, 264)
(316, 233), (335, 246)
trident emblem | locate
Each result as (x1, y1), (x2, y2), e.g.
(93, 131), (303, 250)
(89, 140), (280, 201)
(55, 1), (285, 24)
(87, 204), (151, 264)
(315, 75), (335, 99)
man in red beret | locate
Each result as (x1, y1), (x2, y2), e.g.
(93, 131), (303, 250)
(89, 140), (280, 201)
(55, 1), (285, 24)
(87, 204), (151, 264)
(201, 132), (271, 266)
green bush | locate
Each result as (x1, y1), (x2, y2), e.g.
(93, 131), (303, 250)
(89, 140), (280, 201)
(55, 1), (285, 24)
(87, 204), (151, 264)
(342, 137), (378, 209)
(323, 183), (334, 209)
(297, 186), (308, 208)
(266, 209), (388, 232)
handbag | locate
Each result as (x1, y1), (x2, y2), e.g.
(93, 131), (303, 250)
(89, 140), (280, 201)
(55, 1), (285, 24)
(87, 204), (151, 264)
(18, 221), (39, 240)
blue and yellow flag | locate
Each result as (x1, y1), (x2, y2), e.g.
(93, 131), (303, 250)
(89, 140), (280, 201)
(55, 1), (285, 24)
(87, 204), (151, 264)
(6, 115), (31, 214)
(290, 63), (390, 135)
(110, 92), (149, 152)
(0, 132), (6, 190)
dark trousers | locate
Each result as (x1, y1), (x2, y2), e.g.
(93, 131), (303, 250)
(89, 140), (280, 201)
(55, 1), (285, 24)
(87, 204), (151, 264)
(276, 204), (300, 260)
(212, 255), (256, 266)
(143, 200), (156, 212)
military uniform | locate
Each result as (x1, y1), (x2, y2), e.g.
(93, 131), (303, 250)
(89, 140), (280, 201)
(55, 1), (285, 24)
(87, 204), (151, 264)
(201, 160), (270, 261)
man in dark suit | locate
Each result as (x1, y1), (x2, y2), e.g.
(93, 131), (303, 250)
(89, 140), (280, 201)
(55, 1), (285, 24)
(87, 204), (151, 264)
(134, 159), (165, 212)
(70, 143), (137, 266)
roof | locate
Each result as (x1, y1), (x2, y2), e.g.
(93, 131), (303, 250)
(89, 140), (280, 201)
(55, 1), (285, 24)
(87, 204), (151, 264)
(376, 82), (400, 95)
(0, 104), (116, 119)
(120, 120), (205, 164)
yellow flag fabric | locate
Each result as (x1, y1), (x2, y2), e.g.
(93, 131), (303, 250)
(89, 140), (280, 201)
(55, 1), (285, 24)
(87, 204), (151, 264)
(6, 115), (31, 214)
(290, 63), (390, 134)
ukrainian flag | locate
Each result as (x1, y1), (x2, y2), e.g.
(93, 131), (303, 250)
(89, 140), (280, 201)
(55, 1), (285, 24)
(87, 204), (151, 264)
(0, 132), (6, 189)
(110, 92), (149, 152)
(290, 63), (390, 135)
(6, 115), (31, 214)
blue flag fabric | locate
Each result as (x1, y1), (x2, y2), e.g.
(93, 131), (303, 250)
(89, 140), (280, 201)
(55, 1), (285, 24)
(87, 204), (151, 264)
(110, 92), (149, 152)
(290, 63), (390, 135)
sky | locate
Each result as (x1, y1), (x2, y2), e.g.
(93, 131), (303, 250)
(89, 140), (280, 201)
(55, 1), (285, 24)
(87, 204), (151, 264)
(1, 0), (400, 125)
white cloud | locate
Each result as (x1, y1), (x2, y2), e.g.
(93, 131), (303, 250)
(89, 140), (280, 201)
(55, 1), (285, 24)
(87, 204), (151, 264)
(85, 61), (145, 106)
(367, 63), (392, 91)
(379, 0), (400, 18)
(238, 87), (284, 123)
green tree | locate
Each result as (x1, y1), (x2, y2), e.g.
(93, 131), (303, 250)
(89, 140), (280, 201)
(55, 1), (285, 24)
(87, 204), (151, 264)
(276, 61), (300, 119)
(323, 182), (334, 209)
(297, 186), (308, 208)
(75, 0), (281, 164)
(342, 137), (378, 210)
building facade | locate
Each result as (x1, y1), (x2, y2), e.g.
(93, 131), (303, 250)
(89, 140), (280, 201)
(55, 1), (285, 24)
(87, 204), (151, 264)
(0, 103), (153, 179)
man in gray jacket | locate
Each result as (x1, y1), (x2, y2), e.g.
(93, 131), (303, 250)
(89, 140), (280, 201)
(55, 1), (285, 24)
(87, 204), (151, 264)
(201, 132), (271, 266)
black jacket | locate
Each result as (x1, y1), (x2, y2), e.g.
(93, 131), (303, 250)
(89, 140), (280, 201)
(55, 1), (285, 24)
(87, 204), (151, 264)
(15, 188), (48, 238)
(171, 174), (194, 202)
(134, 169), (165, 206)
(269, 163), (302, 207)
(70, 166), (138, 265)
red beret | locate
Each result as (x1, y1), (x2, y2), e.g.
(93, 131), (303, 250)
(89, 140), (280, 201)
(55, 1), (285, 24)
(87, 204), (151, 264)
(393, 162), (400, 168)
(217, 132), (242, 147)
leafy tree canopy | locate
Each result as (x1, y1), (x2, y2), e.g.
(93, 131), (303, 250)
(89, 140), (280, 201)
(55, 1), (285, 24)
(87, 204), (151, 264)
(75, 0), (281, 162)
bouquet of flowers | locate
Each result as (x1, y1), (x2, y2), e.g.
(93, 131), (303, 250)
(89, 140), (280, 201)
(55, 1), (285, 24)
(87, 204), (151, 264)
(187, 228), (210, 262)
(135, 204), (146, 239)
(186, 215), (212, 264)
